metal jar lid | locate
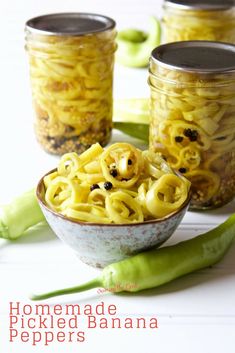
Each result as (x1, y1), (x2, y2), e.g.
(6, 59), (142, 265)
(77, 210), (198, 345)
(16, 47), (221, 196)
(150, 41), (235, 74)
(164, 0), (235, 11)
(25, 13), (116, 36)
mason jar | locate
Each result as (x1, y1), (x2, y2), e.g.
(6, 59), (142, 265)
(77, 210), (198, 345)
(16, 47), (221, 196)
(162, 0), (235, 44)
(25, 13), (117, 155)
(149, 41), (235, 209)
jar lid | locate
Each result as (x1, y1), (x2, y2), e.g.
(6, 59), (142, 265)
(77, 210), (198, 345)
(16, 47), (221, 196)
(150, 41), (235, 74)
(164, 0), (235, 11)
(25, 13), (116, 36)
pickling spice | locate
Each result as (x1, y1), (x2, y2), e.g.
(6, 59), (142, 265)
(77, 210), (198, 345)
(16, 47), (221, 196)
(104, 181), (113, 190)
(90, 184), (100, 191)
(110, 169), (118, 177)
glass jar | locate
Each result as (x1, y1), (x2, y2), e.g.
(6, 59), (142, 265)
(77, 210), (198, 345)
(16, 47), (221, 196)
(25, 13), (117, 155)
(162, 0), (235, 44)
(149, 41), (235, 209)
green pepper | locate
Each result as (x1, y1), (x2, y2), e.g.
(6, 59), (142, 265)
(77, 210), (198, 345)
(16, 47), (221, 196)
(116, 17), (161, 68)
(113, 98), (150, 141)
(114, 122), (149, 142)
(30, 213), (235, 300)
(0, 189), (45, 240)
(113, 98), (150, 124)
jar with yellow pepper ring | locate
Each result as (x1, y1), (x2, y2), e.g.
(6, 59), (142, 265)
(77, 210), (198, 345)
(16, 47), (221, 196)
(25, 13), (117, 155)
(162, 0), (235, 44)
(149, 41), (235, 209)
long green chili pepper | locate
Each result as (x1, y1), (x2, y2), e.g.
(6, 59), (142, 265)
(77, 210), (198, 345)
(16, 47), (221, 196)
(30, 213), (235, 301)
(114, 122), (149, 142)
(0, 189), (45, 240)
(116, 16), (161, 68)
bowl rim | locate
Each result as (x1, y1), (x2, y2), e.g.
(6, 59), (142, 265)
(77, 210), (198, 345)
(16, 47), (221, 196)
(36, 168), (191, 227)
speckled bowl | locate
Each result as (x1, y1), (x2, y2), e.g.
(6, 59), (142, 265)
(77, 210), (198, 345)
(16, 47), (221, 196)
(36, 170), (191, 268)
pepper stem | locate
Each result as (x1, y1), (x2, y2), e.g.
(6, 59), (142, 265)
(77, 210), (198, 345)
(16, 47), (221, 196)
(30, 277), (102, 301)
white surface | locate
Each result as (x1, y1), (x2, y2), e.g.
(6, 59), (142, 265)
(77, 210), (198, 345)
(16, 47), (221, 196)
(0, 1), (235, 352)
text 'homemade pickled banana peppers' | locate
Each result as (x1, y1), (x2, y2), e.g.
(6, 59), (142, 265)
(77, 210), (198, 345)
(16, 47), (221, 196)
(25, 13), (117, 155)
(149, 41), (235, 209)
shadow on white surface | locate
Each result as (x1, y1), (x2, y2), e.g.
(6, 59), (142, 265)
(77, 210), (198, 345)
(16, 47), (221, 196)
(9, 222), (56, 244)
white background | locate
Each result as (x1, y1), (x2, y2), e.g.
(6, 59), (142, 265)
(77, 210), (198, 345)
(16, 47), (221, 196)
(0, 1), (235, 352)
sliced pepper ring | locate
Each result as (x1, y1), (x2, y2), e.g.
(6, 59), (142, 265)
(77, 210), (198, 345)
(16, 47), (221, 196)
(45, 176), (79, 212)
(105, 191), (144, 223)
(100, 143), (144, 188)
(185, 170), (220, 203)
(146, 174), (189, 218)
(58, 152), (80, 179)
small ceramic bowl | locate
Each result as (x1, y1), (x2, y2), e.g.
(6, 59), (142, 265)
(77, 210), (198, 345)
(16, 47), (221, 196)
(36, 170), (191, 268)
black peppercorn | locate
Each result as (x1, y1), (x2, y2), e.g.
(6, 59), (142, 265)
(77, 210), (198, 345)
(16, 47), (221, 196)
(183, 128), (198, 142)
(179, 167), (187, 174)
(128, 159), (132, 165)
(175, 136), (183, 143)
(184, 128), (192, 138)
(189, 130), (198, 142)
(110, 169), (118, 177)
(104, 181), (113, 190)
(90, 184), (100, 191)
